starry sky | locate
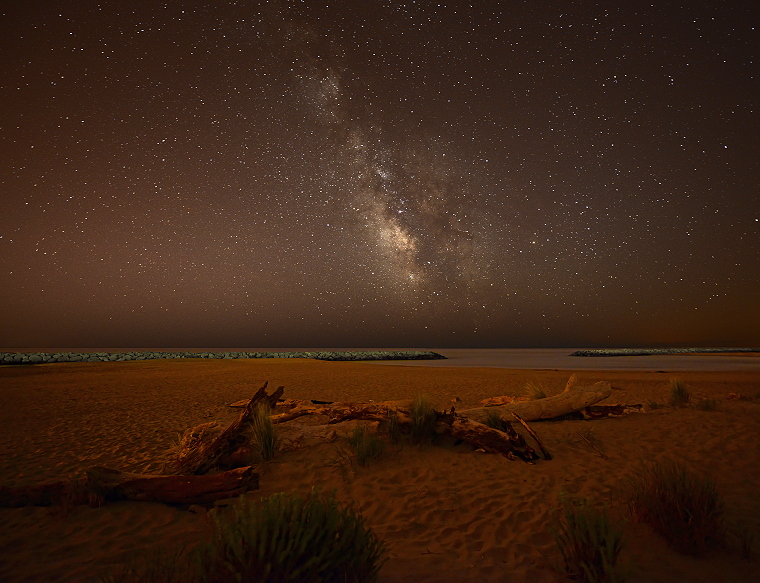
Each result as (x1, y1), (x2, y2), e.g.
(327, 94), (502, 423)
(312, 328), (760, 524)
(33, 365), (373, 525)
(1, 1), (758, 349)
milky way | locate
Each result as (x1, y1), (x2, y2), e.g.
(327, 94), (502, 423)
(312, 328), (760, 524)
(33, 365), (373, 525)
(1, 1), (757, 348)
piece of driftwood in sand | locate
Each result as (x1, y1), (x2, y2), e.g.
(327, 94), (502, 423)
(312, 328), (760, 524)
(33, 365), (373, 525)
(174, 381), (284, 475)
(437, 411), (540, 461)
(507, 410), (552, 460)
(0, 466), (258, 508)
(0, 479), (74, 508)
(259, 398), (543, 461)
(458, 374), (613, 422)
(582, 404), (644, 419)
(86, 465), (258, 504)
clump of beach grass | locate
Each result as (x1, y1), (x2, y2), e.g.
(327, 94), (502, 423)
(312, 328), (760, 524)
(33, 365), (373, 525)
(668, 379), (691, 407)
(483, 409), (511, 432)
(246, 403), (280, 461)
(526, 380), (547, 400)
(627, 461), (724, 556)
(348, 424), (384, 467)
(385, 410), (401, 444)
(646, 399), (664, 410)
(409, 394), (438, 444)
(551, 494), (628, 583)
(695, 397), (719, 411)
(206, 488), (387, 582)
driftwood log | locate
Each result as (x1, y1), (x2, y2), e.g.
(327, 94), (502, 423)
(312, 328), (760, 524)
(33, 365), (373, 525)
(174, 381), (283, 475)
(230, 394), (546, 461)
(0, 466), (258, 508)
(458, 374), (612, 421)
(85, 466), (258, 504)
(175, 374), (618, 474)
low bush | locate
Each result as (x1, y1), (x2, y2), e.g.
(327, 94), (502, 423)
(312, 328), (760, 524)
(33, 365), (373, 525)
(206, 488), (387, 582)
(627, 461), (724, 556)
(551, 495), (628, 583)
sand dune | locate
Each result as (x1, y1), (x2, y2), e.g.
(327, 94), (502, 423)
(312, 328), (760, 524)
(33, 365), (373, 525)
(1, 358), (759, 581)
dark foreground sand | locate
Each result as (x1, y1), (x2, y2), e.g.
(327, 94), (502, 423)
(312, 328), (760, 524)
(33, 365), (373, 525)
(1, 358), (759, 582)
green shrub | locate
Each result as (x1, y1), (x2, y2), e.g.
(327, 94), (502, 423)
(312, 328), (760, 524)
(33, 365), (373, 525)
(525, 380), (547, 400)
(247, 403), (279, 461)
(627, 461), (724, 556)
(206, 488), (387, 582)
(551, 495), (628, 583)
(695, 398), (718, 411)
(348, 424), (384, 467)
(409, 395), (438, 444)
(669, 379), (691, 407)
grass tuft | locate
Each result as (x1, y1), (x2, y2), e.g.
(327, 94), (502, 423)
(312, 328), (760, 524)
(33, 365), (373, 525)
(385, 410), (401, 444)
(646, 399), (664, 410)
(246, 403), (280, 461)
(668, 379), (691, 407)
(551, 494), (628, 583)
(207, 488), (387, 582)
(525, 380), (547, 400)
(409, 394), (438, 444)
(627, 461), (724, 556)
(482, 409), (511, 432)
(325, 444), (355, 482)
(348, 424), (385, 467)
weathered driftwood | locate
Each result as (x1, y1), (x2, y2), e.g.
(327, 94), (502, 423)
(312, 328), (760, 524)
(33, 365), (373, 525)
(0, 480), (73, 508)
(174, 381), (283, 475)
(582, 404), (644, 419)
(459, 374), (613, 421)
(194, 376), (621, 466)
(507, 410), (552, 460)
(437, 411), (538, 461)
(86, 466), (258, 504)
(0, 466), (258, 508)
(264, 399), (542, 461)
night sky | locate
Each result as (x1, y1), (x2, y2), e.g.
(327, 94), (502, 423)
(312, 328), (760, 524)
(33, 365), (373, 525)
(1, 1), (758, 349)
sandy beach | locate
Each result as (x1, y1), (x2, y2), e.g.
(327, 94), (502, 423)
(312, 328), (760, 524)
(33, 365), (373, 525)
(1, 357), (759, 582)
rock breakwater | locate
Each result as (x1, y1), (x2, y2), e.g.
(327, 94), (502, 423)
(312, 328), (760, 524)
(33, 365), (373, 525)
(0, 350), (446, 365)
